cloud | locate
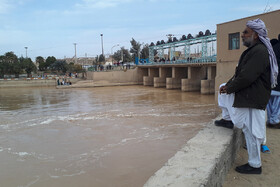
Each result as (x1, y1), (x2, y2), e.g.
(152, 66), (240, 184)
(0, 0), (13, 14)
(0, 0), (30, 14)
(75, 0), (132, 9)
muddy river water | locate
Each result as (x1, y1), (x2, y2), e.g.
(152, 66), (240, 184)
(0, 86), (219, 187)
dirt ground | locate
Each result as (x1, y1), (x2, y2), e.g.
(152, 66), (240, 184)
(223, 127), (280, 187)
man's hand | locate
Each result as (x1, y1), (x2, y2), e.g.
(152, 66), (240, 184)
(219, 85), (228, 94)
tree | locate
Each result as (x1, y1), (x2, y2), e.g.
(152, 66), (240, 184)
(36, 56), (46, 71)
(3, 52), (21, 77)
(113, 50), (122, 62)
(130, 38), (141, 61)
(67, 62), (75, 73)
(205, 29), (211, 36)
(50, 60), (68, 74)
(140, 44), (149, 59)
(38, 62), (47, 71)
(180, 35), (187, 41)
(121, 47), (132, 62)
(196, 31), (204, 37)
(187, 33), (194, 39)
(73, 64), (85, 73)
(94, 55), (99, 65)
(98, 54), (105, 63)
(66, 62), (85, 73)
(45, 56), (56, 69)
(173, 37), (178, 42)
(36, 56), (44, 65)
(0, 55), (9, 78)
(21, 58), (37, 78)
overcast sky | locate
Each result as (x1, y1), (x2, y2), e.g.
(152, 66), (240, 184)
(1, 0), (280, 60)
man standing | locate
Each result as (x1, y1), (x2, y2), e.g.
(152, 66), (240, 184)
(215, 19), (278, 174)
(267, 34), (280, 128)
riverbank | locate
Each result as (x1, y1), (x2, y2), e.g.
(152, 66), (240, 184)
(56, 80), (139, 89)
(0, 78), (81, 88)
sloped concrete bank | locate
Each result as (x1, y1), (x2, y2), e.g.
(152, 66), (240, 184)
(0, 79), (56, 87)
(0, 78), (81, 88)
(144, 115), (244, 187)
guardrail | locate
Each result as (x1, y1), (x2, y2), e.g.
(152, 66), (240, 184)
(137, 56), (216, 66)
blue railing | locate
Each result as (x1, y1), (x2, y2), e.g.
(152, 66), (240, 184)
(137, 56), (216, 66)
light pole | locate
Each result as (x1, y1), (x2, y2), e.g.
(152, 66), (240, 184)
(100, 34), (104, 57)
(73, 43), (77, 64)
(24, 47), (28, 58)
(111, 44), (119, 65)
(111, 44), (119, 55)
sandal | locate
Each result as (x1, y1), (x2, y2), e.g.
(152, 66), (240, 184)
(261, 145), (271, 154)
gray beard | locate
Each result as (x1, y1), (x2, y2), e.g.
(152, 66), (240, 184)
(242, 35), (255, 47)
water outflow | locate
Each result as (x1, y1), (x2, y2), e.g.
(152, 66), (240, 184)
(0, 86), (218, 187)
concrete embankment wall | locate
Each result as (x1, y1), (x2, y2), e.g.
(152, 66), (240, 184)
(0, 78), (80, 88)
(86, 68), (144, 84)
(144, 115), (244, 187)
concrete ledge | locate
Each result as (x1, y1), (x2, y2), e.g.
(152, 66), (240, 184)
(144, 115), (243, 187)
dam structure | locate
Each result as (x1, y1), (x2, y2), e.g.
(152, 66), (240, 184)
(137, 34), (217, 94)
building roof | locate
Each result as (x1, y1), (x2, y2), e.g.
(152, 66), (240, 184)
(217, 9), (280, 26)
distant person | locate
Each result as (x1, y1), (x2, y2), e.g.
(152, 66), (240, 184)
(57, 79), (60, 85)
(215, 19), (278, 174)
(267, 34), (280, 128)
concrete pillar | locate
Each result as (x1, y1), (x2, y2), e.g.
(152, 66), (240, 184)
(143, 68), (159, 86)
(138, 68), (148, 85)
(182, 67), (206, 92)
(201, 66), (216, 94)
(166, 67), (187, 89)
(154, 67), (172, 88)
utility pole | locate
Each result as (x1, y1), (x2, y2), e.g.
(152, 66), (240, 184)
(24, 47), (28, 58)
(73, 43), (77, 64)
(100, 34), (104, 57)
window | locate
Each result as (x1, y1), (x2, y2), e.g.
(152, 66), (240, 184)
(229, 32), (240, 50)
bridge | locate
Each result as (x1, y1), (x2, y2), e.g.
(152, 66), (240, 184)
(136, 34), (217, 94)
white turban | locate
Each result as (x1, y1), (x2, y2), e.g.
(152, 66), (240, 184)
(247, 18), (278, 88)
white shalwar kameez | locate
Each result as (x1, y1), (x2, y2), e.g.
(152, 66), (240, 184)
(218, 83), (265, 168)
(267, 90), (280, 125)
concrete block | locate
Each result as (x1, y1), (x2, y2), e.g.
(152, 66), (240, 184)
(144, 115), (243, 187)
(182, 78), (201, 92)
